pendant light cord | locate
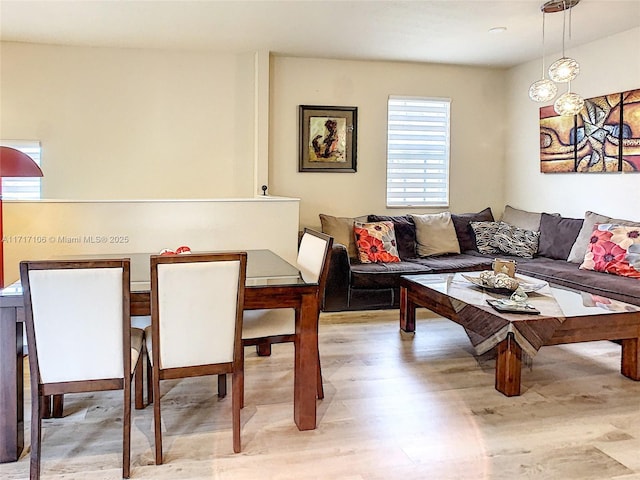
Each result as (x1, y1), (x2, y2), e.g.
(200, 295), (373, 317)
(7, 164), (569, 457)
(541, 11), (547, 77)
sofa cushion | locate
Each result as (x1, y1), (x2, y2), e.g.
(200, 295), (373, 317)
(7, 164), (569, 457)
(579, 224), (640, 279)
(349, 254), (491, 289)
(319, 214), (367, 259)
(537, 213), (584, 260)
(368, 214), (416, 259)
(451, 207), (494, 252)
(470, 221), (501, 255)
(407, 253), (493, 273)
(567, 211), (640, 263)
(350, 261), (431, 289)
(354, 221), (401, 263)
(517, 257), (640, 307)
(500, 205), (543, 231)
(490, 222), (540, 258)
(410, 212), (461, 257)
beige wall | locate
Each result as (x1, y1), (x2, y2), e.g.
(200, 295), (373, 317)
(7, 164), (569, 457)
(269, 56), (507, 229)
(504, 27), (640, 221)
(1, 42), (257, 199)
(4, 30), (638, 228)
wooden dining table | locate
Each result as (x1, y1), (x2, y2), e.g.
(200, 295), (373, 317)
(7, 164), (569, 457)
(0, 249), (321, 463)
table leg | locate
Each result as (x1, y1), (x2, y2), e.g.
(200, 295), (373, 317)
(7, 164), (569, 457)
(621, 337), (640, 380)
(0, 307), (23, 463)
(294, 293), (317, 431)
(400, 286), (416, 333)
(495, 333), (522, 397)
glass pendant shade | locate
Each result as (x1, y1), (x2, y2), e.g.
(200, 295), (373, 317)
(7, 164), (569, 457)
(548, 57), (580, 82)
(554, 91), (584, 116)
(529, 78), (558, 102)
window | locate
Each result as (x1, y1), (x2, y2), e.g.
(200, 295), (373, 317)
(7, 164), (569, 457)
(386, 96), (451, 207)
(1, 140), (42, 200)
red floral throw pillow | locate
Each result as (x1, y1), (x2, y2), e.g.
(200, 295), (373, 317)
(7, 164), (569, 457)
(353, 221), (401, 263)
(579, 224), (640, 279)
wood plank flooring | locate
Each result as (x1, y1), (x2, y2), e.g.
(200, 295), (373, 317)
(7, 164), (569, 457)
(2, 309), (640, 479)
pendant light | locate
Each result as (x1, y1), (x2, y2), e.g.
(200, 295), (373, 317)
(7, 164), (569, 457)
(554, 81), (585, 116)
(547, 1), (580, 82)
(529, 10), (558, 102)
(529, 0), (584, 116)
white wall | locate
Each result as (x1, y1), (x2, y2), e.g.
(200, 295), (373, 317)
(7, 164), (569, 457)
(269, 56), (507, 229)
(0, 42), (258, 199)
(3, 198), (300, 285)
(505, 27), (640, 221)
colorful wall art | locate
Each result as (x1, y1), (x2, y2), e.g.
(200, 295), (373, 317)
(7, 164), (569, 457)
(540, 88), (640, 173)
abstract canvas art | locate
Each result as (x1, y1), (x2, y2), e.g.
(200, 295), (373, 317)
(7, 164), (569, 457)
(540, 88), (640, 173)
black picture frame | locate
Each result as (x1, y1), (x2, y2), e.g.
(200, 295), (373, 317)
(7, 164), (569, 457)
(298, 105), (357, 172)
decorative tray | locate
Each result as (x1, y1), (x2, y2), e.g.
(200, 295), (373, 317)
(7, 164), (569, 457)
(487, 299), (540, 315)
(461, 273), (547, 294)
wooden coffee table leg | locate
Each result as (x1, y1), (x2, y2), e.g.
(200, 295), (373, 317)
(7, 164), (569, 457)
(495, 333), (522, 396)
(400, 286), (416, 333)
(621, 337), (640, 380)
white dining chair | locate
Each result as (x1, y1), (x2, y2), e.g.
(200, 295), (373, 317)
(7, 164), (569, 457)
(145, 252), (247, 464)
(20, 259), (143, 480)
(239, 228), (333, 407)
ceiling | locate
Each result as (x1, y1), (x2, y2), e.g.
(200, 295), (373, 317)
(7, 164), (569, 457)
(1, 0), (639, 68)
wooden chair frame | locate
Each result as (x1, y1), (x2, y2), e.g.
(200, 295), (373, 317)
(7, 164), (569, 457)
(238, 228), (333, 404)
(20, 259), (139, 480)
(149, 252), (247, 464)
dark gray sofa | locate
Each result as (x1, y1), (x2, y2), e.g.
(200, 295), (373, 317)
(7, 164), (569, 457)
(321, 209), (640, 312)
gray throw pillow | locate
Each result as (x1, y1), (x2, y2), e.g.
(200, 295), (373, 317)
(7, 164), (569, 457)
(566, 211), (612, 263)
(538, 213), (584, 260)
(500, 205), (543, 231)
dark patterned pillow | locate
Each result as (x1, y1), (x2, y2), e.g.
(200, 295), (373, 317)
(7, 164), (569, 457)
(491, 222), (540, 258)
(451, 207), (494, 252)
(469, 221), (501, 254)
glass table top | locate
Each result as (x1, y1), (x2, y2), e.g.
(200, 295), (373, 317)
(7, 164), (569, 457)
(1, 249), (306, 298)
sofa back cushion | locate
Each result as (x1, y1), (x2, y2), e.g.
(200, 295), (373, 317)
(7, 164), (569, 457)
(319, 214), (368, 259)
(567, 211), (640, 263)
(537, 213), (584, 260)
(409, 212), (461, 257)
(500, 205), (544, 231)
(368, 214), (416, 259)
(451, 207), (494, 252)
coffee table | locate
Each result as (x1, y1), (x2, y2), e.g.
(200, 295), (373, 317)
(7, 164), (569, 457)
(399, 272), (640, 396)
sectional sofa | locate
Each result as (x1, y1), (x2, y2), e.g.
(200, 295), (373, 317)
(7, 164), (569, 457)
(319, 206), (640, 312)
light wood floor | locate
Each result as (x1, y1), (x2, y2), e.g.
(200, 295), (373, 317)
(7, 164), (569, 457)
(2, 309), (640, 480)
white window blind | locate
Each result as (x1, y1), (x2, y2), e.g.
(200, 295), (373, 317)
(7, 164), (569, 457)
(1, 140), (42, 200)
(386, 96), (450, 207)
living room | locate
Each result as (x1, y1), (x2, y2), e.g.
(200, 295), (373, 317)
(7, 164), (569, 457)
(2, 1), (640, 479)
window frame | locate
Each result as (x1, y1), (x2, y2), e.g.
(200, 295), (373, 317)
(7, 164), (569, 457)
(386, 96), (451, 208)
(1, 140), (42, 200)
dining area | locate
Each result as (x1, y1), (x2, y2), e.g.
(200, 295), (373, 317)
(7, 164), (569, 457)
(0, 227), (333, 479)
